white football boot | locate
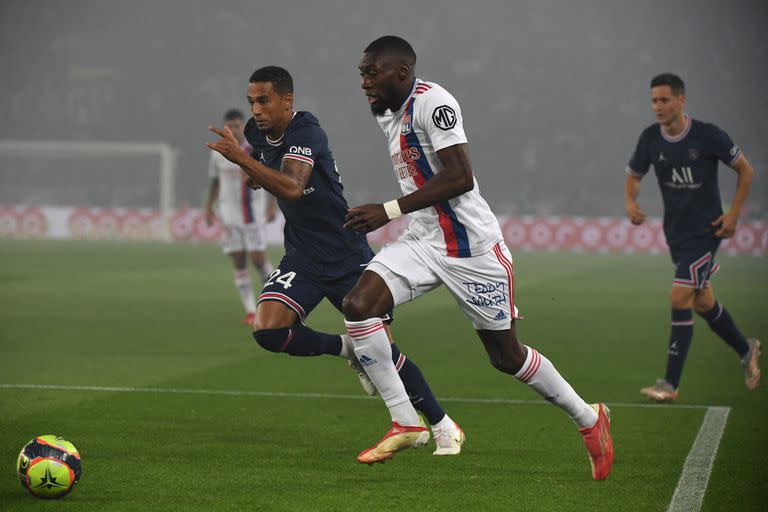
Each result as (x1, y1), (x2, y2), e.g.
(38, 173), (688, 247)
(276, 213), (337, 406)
(432, 421), (465, 455)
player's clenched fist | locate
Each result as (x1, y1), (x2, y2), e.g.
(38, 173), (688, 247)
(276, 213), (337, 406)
(344, 204), (389, 233)
(625, 201), (646, 225)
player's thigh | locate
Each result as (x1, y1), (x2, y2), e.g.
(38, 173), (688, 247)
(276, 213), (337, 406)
(365, 237), (441, 308)
(325, 268), (395, 322)
(220, 225), (247, 255)
(436, 241), (519, 331)
(242, 222), (268, 253)
(257, 253), (325, 325)
(254, 300), (299, 330)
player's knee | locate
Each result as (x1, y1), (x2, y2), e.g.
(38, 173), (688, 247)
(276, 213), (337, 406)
(252, 328), (291, 353)
(669, 289), (694, 310)
(693, 294), (714, 315)
(342, 292), (373, 321)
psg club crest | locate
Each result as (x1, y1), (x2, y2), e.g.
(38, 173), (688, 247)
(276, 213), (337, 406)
(401, 113), (412, 135)
(688, 148), (700, 161)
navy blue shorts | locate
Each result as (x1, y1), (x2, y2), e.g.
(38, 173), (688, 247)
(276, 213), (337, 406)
(670, 238), (721, 290)
(257, 250), (392, 323)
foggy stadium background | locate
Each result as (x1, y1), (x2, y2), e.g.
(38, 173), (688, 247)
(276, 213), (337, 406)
(1, 0), (765, 222)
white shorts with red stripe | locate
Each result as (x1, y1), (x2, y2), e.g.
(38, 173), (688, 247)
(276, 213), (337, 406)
(220, 223), (267, 254)
(367, 234), (520, 330)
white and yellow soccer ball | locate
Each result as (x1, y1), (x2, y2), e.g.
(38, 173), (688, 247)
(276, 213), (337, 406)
(17, 435), (82, 499)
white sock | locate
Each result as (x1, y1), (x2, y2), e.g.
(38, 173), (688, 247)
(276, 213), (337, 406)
(255, 260), (274, 283)
(234, 269), (256, 314)
(515, 345), (598, 428)
(345, 318), (420, 426)
(431, 414), (453, 431)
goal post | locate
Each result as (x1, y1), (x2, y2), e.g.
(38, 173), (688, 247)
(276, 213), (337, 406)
(0, 139), (177, 239)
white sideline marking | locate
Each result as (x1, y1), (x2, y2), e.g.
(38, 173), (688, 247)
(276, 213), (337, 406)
(667, 406), (730, 512)
(0, 383), (712, 409)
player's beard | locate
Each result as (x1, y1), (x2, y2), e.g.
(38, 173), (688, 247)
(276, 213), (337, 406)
(369, 100), (388, 117)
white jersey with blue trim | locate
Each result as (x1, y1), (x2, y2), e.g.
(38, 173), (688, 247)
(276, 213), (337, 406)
(375, 79), (502, 258)
(208, 141), (267, 226)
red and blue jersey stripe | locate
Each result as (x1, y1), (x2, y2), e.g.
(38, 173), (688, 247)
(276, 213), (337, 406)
(400, 97), (471, 258)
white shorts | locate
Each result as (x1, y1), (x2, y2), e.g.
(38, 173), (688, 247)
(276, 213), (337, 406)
(220, 223), (267, 254)
(367, 235), (520, 330)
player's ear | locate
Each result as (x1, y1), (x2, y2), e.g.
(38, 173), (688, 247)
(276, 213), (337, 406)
(282, 92), (294, 112)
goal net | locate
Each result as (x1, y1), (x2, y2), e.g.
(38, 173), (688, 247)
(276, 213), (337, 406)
(0, 140), (177, 240)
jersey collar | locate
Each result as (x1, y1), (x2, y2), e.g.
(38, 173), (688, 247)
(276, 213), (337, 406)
(660, 114), (691, 143)
(391, 78), (421, 114)
(265, 111), (297, 146)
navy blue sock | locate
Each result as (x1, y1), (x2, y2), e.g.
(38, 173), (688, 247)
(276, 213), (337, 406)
(253, 324), (342, 357)
(699, 301), (750, 358)
(390, 343), (446, 425)
(664, 309), (694, 389)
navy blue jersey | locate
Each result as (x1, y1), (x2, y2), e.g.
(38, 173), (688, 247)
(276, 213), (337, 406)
(244, 111), (372, 274)
(627, 116), (742, 246)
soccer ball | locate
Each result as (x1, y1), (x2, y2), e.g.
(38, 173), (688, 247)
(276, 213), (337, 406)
(17, 435), (82, 499)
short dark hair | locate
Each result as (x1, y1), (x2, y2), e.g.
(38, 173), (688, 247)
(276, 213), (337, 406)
(651, 73), (685, 96)
(223, 108), (244, 121)
(364, 35), (416, 65)
(249, 66), (293, 95)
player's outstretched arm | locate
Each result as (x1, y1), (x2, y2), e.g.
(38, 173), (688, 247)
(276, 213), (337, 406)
(624, 174), (646, 225)
(713, 154), (754, 238)
(344, 144), (474, 234)
(207, 125), (310, 202)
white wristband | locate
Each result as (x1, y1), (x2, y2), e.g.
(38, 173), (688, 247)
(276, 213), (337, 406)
(383, 199), (402, 220)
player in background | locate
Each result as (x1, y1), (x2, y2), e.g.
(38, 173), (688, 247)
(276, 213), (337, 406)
(205, 108), (277, 325)
(625, 73), (760, 402)
(207, 66), (463, 455)
(343, 36), (613, 479)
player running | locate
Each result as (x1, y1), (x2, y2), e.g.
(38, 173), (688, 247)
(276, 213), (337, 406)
(207, 66), (463, 455)
(343, 36), (613, 479)
(625, 73), (760, 402)
(205, 108), (277, 326)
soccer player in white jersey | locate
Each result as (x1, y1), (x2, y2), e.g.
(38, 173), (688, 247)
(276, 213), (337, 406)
(342, 36), (613, 479)
(205, 108), (277, 326)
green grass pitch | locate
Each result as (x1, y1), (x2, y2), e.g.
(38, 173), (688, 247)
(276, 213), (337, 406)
(0, 239), (765, 511)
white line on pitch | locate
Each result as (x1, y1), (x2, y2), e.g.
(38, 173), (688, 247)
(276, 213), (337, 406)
(0, 383), (713, 409)
(667, 406), (731, 512)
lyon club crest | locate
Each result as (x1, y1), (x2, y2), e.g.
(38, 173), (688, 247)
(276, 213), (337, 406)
(401, 113), (412, 135)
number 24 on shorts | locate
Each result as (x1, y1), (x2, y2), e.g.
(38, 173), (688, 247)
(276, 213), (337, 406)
(265, 269), (296, 289)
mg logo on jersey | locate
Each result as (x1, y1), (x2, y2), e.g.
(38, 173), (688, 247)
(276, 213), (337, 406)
(432, 105), (457, 130)
(671, 166), (694, 184)
(289, 146), (312, 156)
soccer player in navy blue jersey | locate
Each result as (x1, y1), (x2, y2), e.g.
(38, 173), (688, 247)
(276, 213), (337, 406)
(207, 66), (462, 454)
(625, 73), (761, 401)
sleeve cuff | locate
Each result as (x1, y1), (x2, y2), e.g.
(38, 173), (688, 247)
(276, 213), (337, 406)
(282, 154), (315, 166)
